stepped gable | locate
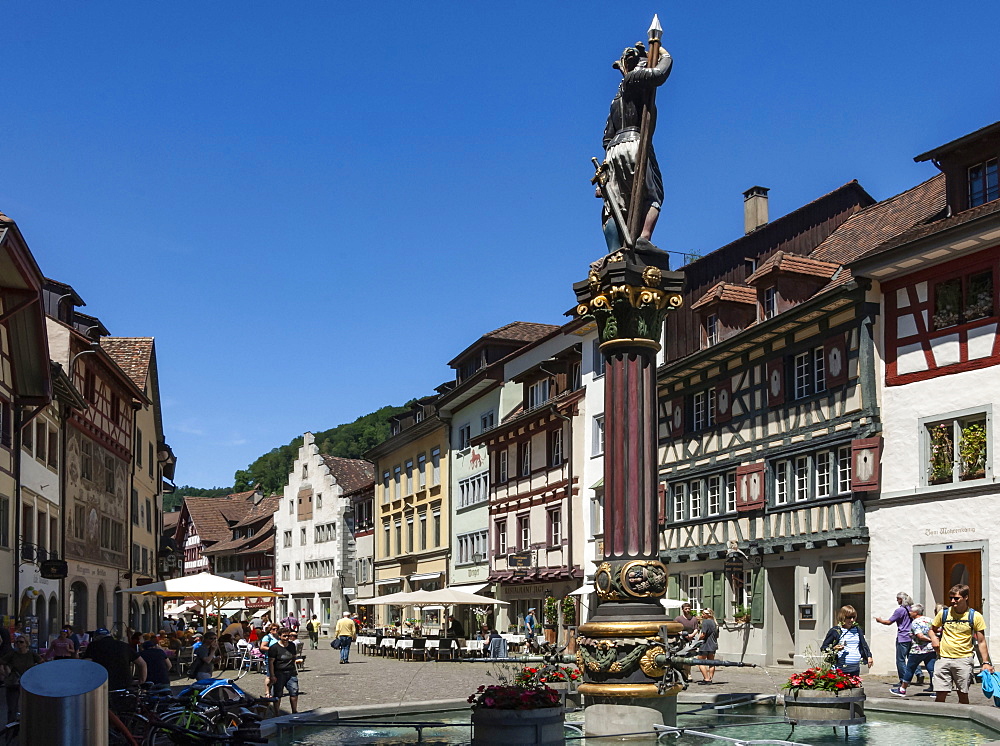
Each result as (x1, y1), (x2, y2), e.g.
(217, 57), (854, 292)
(100, 337), (154, 390)
(320, 455), (374, 493)
(812, 174), (948, 290)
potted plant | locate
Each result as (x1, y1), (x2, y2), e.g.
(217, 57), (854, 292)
(731, 604), (751, 624)
(560, 597), (576, 627)
(782, 662), (865, 726)
(468, 680), (565, 745)
(543, 596), (559, 644)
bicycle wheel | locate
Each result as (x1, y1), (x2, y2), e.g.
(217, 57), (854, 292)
(144, 712), (222, 746)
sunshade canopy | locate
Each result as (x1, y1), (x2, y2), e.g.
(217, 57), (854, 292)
(118, 572), (278, 599)
(351, 588), (507, 607)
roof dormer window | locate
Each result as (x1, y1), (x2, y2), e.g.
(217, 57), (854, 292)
(762, 287), (777, 320)
(969, 159), (999, 208)
(705, 314), (719, 347)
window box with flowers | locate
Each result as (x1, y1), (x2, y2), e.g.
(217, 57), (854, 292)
(924, 410), (990, 487)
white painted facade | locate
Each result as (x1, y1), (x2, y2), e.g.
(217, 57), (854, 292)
(867, 286), (1000, 674)
(273, 433), (354, 633)
(579, 327), (604, 624)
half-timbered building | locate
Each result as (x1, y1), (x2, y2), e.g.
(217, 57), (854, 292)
(852, 121), (1000, 671)
(474, 323), (586, 641)
(656, 180), (942, 667)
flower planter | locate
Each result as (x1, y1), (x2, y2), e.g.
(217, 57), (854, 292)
(471, 706), (565, 746)
(784, 687), (865, 726)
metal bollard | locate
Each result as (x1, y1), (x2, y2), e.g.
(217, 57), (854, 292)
(20, 659), (109, 746)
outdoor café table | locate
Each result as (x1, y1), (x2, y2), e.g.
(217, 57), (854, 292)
(396, 638), (414, 659)
(502, 634), (526, 652)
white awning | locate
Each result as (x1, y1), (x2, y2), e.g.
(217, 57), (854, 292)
(350, 597), (376, 605)
(447, 582), (489, 594)
(376, 577), (404, 586)
(421, 605), (446, 611)
(569, 584), (594, 596)
(408, 572), (442, 581)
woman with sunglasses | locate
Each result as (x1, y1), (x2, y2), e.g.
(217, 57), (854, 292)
(266, 628), (300, 714)
(821, 605), (873, 675)
(0, 638), (42, 723)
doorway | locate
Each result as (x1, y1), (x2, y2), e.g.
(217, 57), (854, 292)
(768, 567), (796, 664)
(943, 551), (982, 610)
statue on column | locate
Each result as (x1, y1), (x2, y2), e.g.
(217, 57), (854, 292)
(595, 19), (672, 255)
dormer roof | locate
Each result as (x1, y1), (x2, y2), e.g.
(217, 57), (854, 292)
(690, 282), (757, 311)
(746, 251), (839, 285)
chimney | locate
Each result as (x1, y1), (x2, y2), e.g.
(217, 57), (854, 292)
(743, 186), (769, 234)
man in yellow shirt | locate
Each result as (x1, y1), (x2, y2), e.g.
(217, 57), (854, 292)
(929, 583), (994, 703)
(334, 612), (357, 665)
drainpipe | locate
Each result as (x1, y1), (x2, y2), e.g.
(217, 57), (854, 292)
(13, 404), (24, 626)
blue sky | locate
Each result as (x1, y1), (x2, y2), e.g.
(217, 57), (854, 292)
(1, 2), (997, 488)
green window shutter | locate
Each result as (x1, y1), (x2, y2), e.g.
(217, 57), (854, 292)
(750, 569), (764, 624)
(668, 574), (680, 603)
(711, 571), (725, 618)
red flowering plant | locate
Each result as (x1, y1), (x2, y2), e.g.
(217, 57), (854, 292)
(514, 664), (582, 686)
(468, 661), (569, 710)
(782, 662), (862, 693)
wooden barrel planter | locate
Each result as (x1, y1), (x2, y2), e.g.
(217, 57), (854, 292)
(471, 706), (565, 746)
(784, 687), (865, 726)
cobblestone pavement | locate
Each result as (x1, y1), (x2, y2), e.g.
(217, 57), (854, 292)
(203, 641), (1000, 715)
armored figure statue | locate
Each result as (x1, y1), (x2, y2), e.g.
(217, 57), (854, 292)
(600, 41), (672, 252)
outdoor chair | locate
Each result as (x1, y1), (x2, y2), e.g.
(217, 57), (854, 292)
(486, 637), (508, 659)
(433, 638), (457, 662)
(220, 642), (237, 671)
(404, 638), (427, 662)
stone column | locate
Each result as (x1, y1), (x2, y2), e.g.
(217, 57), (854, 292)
(572, 248), (684, 736)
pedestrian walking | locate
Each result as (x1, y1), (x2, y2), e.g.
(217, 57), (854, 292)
(891, 603), (936, 696)
(928, 584), (993, 704)
(697, 609), (719, 684)
(0, 636), (41, 723)
(822, 605), (873, 675)
(334, 612), (356, 664)
(306, 615), (320, 650)
(266, 628), (300, 714)
(875, 591), (914, 685)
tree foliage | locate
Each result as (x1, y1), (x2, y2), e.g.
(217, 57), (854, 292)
(231, 404), (409, 495)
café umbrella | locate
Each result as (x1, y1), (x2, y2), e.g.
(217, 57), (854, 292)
(118, 572), (278, 633)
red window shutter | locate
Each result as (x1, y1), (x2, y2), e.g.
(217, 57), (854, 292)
(850, 436), (882, 492)
(670, 398), (685, 437)
(766, 359), (785, 407)
(825, 334), (848, 388)
(657, 483), (667, 526)
(736, 462), (766, 512)
(715, 378), (733, 424)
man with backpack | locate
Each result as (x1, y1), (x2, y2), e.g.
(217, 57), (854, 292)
(928, 583), (994, 703)
(306, 615), (320, 650)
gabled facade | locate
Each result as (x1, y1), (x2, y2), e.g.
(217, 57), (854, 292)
(366, 398), (449, 628)
(45, 279), (150, 635)
(439, 321), (559, 635)
(474, 324), (586, 640)
(346, 478), (375, 626)
(0, 213), (53, 641)
(101, 338), (174, 603)
(175, 490), (259, 576)
(656, 179), (943, 667)
(273, 433), (373, 629)
(203, 495), (278, 614)
(853, 121), (1000, 671)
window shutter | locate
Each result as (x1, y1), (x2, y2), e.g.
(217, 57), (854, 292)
(750, 569), (765, 624)
(657, 483), (667, 526)
(705, 571), (724, 617)
(668, 573), (680, 604)
(766, 358), (785, 407)
(851, 436), (882, 491)
(670, 398), (684, 437)
(715, 378), (732, 424)
(736, 462), (766, 512)
(824, 334), (848, 387)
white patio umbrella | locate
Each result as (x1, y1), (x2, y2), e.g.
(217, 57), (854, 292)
(119, 572), (278, 633)
(413, 588), (509, 606)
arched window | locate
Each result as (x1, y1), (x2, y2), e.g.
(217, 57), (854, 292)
(35, 595), (47, 646)
(114, 587), (123, 636)
(130, 600), (140, 633)
(48, 596), (58, 643)
(70, 582), (89, 630)
(95, 585), (107, 630)
(142, 601), (151, 633)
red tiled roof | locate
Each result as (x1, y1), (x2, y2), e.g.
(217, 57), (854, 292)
(230, 496), (279, 529)
(100, 338), (154, 390)
(816, 174), (948, 290)
(162, 511), (180, 531)
(746, 251), (840, 284)
(690, 282), (757, 310)
(203, 514), (276, 555)
(182, 496), (255, 546)
(481, 321), (560, 343)
(320, 455), (374, 493)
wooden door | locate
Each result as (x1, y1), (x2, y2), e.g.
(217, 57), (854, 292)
(943, 552), (982, 610)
